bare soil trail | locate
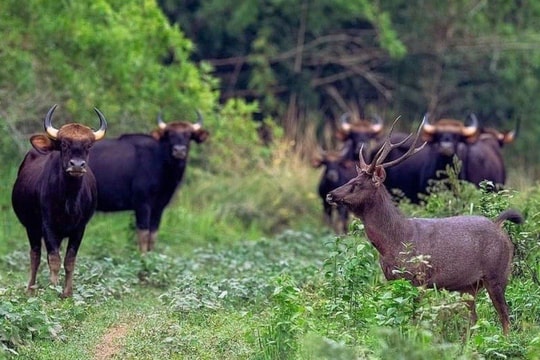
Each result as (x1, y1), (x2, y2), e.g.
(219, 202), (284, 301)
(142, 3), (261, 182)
(93, 323), (130, 360)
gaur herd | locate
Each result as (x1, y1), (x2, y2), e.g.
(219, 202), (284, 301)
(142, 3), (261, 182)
(314, 112), (519, 231)
(12, 105), (208, 297)
(11, 105), (522, 335)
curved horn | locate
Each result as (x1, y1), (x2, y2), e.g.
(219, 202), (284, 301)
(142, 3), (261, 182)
(508, 117), (520, 142)
(44, 104), (59, 139)
(193, 109), (203, 130)
(195, 109), (204, 124)
(157, 111), (166, 130)
(339, 112), (351, 132)
(421, 112), (436, 134)
(498, 117), (520, 144)
(370, 114), (384, 133)
(463, 113), (479, 137)
(93, 108), (108, 140)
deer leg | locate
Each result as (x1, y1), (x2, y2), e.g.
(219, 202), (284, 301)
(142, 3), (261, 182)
(465, 297), (478, 326)
(485, 282), (510, 335)
(463, 283), (483, 329)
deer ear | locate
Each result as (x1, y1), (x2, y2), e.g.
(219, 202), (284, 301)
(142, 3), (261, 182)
(465, 133), (479, 144)
(373, 166), (386, 186)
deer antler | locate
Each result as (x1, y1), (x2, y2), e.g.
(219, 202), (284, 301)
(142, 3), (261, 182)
(358, 144), (369, 170)
(359, 116), (426, 173)
(380, 116), (427, 168)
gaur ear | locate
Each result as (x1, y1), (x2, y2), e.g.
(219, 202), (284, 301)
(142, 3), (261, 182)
(420, 132), (433, 142)
(192, 129), (209, 143)
(373, 166), (386, 186)
(151, 129), (164, 140)
(343, 160), (355, 169)
(335, 129), (348, 141)
(502, 131), (515, 144)
(465, 133), (479, 144)
(311, 156), (323, 168)
(30, 134), (56, 154)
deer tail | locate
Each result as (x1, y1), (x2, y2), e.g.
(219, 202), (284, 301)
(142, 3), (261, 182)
(494, 209), (524, 227)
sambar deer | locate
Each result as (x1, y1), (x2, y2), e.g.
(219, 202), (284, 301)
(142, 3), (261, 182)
(326, 117), (523, 335)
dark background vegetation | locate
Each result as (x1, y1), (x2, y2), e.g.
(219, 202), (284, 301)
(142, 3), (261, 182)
(2, 0), (539, 170)
(1, 1), (540, 358)
(157, 0), (539, 166)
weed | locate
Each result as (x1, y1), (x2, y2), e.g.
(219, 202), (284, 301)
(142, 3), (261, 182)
(0, 290), (65, 355)
(257, 274), (309, 359)
(321, 225), (380, 330)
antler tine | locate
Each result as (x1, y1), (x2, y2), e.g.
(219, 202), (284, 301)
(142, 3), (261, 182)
(374, 133), (414, 167)
(358, 144), (368, 169)
(366, 117), (401, 173)
(380, 116), (427, 169)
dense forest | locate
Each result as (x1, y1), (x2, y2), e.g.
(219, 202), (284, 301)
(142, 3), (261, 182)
(2, 0), (540, 171)
(157, 0), (540, 166)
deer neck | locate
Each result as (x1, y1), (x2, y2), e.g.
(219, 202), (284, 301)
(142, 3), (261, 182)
(355, 187), (411, 257)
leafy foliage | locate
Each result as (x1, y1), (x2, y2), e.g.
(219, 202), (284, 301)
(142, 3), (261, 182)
(0, 0), (219, 155)
(159, 0), (406, 138)
(158, 0), (540, 174)
(1, 187), (540, 358)
(257, 274), (307, 359)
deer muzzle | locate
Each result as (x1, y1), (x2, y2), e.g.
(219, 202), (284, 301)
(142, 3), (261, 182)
(326, 193), (338, 206)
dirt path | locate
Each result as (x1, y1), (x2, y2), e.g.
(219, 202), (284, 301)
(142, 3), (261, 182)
(93, 323), (130, 360)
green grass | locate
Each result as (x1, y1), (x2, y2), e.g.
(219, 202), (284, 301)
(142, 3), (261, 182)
(2, 151), (540, 359)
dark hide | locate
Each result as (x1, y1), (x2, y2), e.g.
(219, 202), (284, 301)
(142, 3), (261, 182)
(460, 128), (516, 188)
(88, 119), (209, 252)
(336, 113), (384, 162)
(312, 150), (357, 233)
(11, 105), (106, 297)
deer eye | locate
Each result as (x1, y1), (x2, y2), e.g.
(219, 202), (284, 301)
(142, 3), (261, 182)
(349, 181), (360, 193)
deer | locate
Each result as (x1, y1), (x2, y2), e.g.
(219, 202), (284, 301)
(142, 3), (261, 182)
(326, 117), (523, 335)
